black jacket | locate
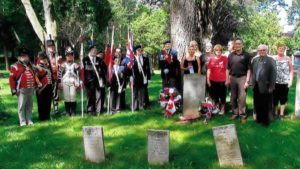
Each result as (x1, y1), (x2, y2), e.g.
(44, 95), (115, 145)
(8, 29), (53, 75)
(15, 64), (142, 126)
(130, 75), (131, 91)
(110, 65), (126, 91)
(83, 56), (107, 88)
(158, 49), (180, 79)
(131, 55), (151, 87)
(250, 56), (276, 94)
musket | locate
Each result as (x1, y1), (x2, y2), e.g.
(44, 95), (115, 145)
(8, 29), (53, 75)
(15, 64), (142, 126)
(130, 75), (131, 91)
(44, 33), (56, 114)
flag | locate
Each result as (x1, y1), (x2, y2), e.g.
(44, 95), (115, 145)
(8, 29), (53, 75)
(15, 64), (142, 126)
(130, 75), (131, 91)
(105, 26), (115, 84)
(79, 32), (85, 89)
(125, 30), (134, 68)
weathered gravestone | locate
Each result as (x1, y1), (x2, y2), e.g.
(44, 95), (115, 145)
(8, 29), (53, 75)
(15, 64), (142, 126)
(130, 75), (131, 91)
(295, 69), (300, 118)
(183, 74), (206, 117)
(212, 124), (243, 167)
(148, 129), (169, 165)
(83, 126), (105, 163)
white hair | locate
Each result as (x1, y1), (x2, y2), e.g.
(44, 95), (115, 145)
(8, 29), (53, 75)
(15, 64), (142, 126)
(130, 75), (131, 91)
(205, 42), (212, 48)
(257, 44), (268, 50)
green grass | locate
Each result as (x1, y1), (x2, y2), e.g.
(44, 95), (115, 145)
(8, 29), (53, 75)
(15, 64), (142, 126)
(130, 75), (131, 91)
(0, 70), (300, 169)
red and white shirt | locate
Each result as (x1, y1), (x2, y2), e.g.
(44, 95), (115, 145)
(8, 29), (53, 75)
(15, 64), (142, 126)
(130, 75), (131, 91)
(207, 55), (228, 82)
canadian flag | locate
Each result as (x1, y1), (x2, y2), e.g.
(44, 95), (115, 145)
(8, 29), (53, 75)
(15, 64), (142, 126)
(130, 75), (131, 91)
(165, 97), (176, 116)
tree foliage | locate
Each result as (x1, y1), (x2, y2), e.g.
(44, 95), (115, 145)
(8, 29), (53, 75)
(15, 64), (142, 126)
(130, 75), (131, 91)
(132, 8), (169, 57)
(237, 11), (282, 53)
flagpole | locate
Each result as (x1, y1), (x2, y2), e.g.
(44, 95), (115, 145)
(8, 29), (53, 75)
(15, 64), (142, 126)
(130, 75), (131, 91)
(80, 28), (84, 118)
(129, 28), (134, 113)
(107, 25), (115, 115)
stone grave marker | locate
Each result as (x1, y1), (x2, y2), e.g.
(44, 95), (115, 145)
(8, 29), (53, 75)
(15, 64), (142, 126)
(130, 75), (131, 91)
(295, 69), (300, 118)
(183, 74), (206, 117)
(83, 126), (105, 163)
(212, 124), (243, 167)
(148, 129), (169, 165)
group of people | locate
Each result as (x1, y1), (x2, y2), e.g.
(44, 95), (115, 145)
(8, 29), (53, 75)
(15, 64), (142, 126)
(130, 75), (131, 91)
(9, 39), (151, 126)
(9, 37), (293, 127)
(158, 38), (293, 127)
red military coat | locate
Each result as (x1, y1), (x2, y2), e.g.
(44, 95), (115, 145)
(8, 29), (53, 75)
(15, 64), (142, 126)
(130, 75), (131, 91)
(9, 61), (37, 95)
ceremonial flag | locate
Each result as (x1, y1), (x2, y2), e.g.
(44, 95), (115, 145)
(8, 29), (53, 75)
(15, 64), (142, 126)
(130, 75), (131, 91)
(125, 29), (134, 68)
(105, 26), (115, 84)
(79, 31), (85, 88)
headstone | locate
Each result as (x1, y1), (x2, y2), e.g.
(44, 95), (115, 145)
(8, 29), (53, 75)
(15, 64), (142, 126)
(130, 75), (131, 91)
(212, 124), (243, 167)
(183, 74), (206, 117)
(148, 129), (169, 165)
(83, 126), (105, 163)
(295, 69), (300, 117)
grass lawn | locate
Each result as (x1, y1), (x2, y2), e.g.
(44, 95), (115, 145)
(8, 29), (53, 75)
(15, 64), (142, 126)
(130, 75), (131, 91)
(0, 70), (300, 169)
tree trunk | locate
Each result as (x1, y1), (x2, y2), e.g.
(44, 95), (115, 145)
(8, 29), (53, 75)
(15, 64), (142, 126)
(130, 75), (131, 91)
(195, 0), (214, 47)
(43, 0), (57, 41)
(21, 0), (45, 43)
(3, 46), (9, 70)
(170, 0), (196, 61)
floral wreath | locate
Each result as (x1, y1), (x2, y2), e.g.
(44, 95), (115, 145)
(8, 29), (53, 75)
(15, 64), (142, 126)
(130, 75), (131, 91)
(159, 87), (182, 117)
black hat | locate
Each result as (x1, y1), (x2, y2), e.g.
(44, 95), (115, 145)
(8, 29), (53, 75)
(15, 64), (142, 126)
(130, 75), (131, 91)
(113, 55), (119, 60)
(65, 46), (74, 56)
(164, 40), (171, 45)
(88, 45), (96, 52)
(134, 45), (142, 53)
(38, 51), (47, 60)
(46, 39), (55, 47)
(18, 46), (29, 56)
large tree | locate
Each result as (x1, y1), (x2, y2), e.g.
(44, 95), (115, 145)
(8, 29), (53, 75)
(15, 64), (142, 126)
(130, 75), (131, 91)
(170, 0), (241, 58)
(170, 0), (196, 60)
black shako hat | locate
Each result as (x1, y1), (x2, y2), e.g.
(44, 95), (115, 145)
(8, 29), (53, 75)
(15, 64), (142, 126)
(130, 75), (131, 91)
(38, 51), (47, 60)
(65, 46), (74, 55)
(18, 46), (29, 56)
(46, 39), (55, 47)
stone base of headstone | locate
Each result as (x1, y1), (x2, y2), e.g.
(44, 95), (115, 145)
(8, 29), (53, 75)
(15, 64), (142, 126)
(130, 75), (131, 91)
(212, 124), (243, 167)
(83, 126), (105, 163)
(182, 74), (206, 120)
(148, 129), (169, 165)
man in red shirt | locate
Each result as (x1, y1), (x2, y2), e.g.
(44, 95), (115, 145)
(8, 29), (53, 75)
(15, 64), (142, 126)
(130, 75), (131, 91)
(9, 46), (37, 126)
(207, 44), (228, 115)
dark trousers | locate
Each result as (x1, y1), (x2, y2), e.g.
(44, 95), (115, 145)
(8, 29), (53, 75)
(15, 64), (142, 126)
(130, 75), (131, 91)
(86, 86), (105, 115)
(65, 102), (77, 116)
(162, 77), (176, 89)
(253, 84), (273, 126)
(132, 85), (147, 111)
(210, 81), (227, 104)
(110, 90), (121, 111)
(36, 84), (52, 121)
(120, 91), (126, 109)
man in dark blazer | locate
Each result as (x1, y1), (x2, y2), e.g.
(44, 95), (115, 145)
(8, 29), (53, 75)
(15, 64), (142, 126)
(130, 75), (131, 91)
(130, 45), (151, 110)
(83, 45), (107, 115)
(250, 44), (276, 126)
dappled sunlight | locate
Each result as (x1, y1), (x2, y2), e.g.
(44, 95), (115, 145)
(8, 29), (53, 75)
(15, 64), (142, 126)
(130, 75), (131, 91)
(1, 69), (300, 168)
